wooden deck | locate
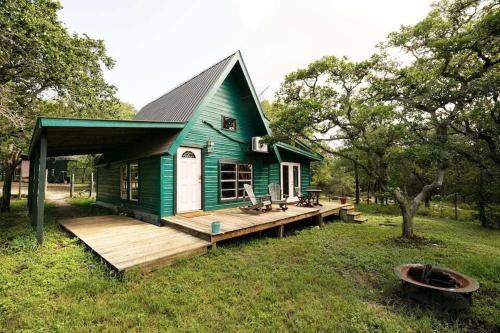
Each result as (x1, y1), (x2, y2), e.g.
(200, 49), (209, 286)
(60, 202), (349, 272)
(163, 201), (348, 245)
(60, 215), (210, 272)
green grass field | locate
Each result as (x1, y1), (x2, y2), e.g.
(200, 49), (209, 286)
(0, 199), (498, 332)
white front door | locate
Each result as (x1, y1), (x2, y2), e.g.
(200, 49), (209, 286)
(281, 162), (301, 202)
(176, 147), (202, 213)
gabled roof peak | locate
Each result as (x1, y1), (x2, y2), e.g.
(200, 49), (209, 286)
(134, 51), (240, 123)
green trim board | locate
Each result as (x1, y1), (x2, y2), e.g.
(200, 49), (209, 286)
(29, 117), (185, 157)
(234, 51), (272, 134)
(39, 117), (185, 128)
(273, 145), (283, 163)
(275, 142), (323, 161)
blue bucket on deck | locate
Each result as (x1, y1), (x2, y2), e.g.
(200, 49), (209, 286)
(211, 221), (221, 234)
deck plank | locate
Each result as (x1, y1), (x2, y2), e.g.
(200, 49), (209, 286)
(60, 215), (210, 272)
(163, 202), (345, 242)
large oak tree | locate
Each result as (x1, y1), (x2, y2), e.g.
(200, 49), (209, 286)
(0, 0), (120, 212)
(268, 0), (499, 237)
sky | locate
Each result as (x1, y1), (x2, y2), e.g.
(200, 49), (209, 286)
(59, 0), (435, 111)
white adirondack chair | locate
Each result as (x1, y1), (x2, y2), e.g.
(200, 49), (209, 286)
(239, 184), (272, 213)
(268, 183), (288, 211)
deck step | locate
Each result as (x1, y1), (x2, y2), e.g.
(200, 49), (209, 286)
(346, 211), (361, 222)
(338, 206), (367, 224)
(162, 218), (212, 242)
(121, 241), (209, 272)
(353, 217), (367, 224)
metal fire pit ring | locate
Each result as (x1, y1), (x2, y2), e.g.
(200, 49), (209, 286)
(394, 264), (480, 304)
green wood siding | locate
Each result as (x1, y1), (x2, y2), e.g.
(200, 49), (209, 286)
(253, 158), (269, 197)
(96, 165), (120, 205)
(178, 66), (271, 212)
(301, 161), (311, 192)
(269, 162), (280, 185)
(160, 154), (175, 217)
(96, 156), (161, 222)
(138, 156), (160, 214)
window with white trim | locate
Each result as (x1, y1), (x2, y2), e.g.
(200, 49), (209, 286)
(120, 164), (128, 200)
(120, 162), (139, 202)
(129, 162), (139, 202)
(220, 162), (252, 201)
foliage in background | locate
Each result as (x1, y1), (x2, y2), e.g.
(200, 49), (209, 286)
(382, 0), (500, 229)
(311, 157), (354, 196)
(268, 0), (500, 235)
(111, 101), (136, 120)
(0, 0), (134, 212)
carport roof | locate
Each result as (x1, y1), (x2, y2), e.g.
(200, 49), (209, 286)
(29, 117), (185, 157)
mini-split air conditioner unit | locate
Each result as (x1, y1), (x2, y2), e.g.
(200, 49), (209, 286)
(251, 137), (269, 153)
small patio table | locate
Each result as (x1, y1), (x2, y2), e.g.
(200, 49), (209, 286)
(306, 188), (322, 207)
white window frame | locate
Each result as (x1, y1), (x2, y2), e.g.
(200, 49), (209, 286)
(129, 162), (139, 202)
(120, 162), (139, 202)
(280, 162), (301, 201)
(120, 164), (128, 200)
(219, 162), (252, 201)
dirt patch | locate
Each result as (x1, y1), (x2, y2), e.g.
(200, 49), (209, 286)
(392, 235), (445, 248)
(379, 223), (398, 227)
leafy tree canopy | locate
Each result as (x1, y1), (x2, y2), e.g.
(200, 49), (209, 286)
(0, 0), (124, 211)
(268, 0), (499, 235)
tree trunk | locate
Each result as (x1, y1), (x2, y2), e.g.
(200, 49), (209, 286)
(391, 192), (415, 238)
(424, 197), (430, 208)
(354, 162), (360, 204)
(388, 167), (445, 238)
(1, 165), (14, 212)
(1, 151), (21, 212)
(402, 207), (414, 238)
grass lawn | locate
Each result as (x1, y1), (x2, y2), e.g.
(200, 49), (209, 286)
(0, 200), (499, 332)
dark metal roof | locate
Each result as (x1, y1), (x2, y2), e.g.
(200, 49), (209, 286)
(134, 52), (237, 122)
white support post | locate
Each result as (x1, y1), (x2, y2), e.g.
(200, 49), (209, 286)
(89, 172), (94, 198)
(70, 173), (74, 198)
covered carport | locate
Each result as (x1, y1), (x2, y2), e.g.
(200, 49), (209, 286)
(28, 117), (184, 244)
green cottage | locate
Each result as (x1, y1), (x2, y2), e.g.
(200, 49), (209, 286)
(95, 51), (322, 224)
(27, 51), (324, 248)
(28, 52), (348, 271)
